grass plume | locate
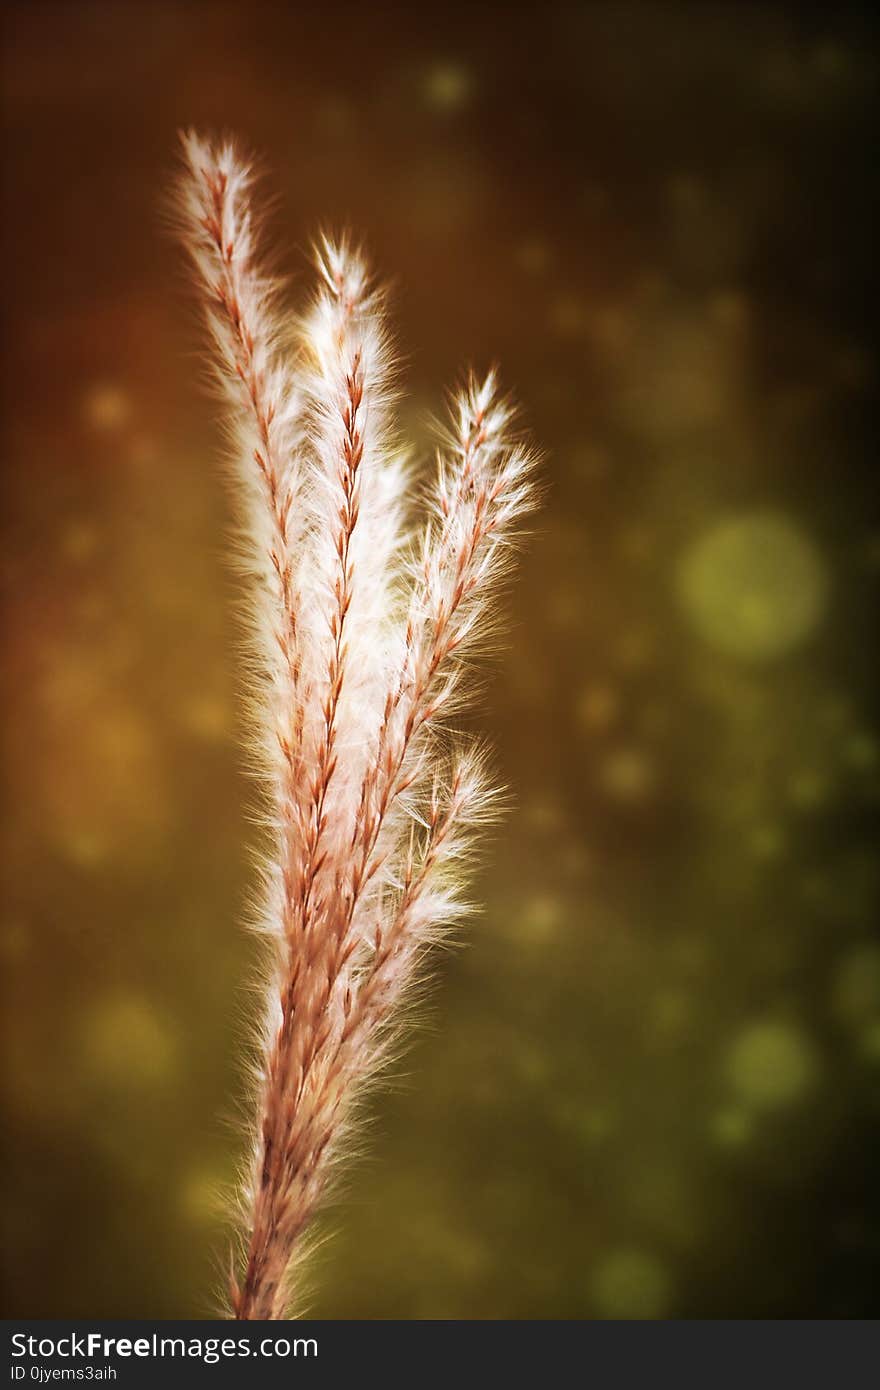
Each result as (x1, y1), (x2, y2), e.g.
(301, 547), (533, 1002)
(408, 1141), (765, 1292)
(174, 130), (539, 1319)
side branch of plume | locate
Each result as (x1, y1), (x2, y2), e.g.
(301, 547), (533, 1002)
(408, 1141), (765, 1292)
(174, 131), (306, 805)
(233, 243), (397, 1321)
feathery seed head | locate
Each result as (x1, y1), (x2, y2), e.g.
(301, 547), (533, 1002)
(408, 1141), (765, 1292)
(174, 132), (539, 1319)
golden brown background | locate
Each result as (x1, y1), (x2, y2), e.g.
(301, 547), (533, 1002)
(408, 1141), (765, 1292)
(2, 1), (878, 1317)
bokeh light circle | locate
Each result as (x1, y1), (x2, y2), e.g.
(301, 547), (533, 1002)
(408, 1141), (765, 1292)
(591, 1248), (673, 1319)
(678, 512), (828, 661)
(831, 945), (880, 1028)
(726, 1020), (819, 1110)
(81, 994), (177, 1089)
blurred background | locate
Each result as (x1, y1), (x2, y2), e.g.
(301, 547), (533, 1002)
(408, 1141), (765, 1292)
(1, 1), (878, 1318)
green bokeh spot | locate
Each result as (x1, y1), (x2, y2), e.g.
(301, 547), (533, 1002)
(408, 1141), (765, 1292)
(678, 513), (828, 662)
